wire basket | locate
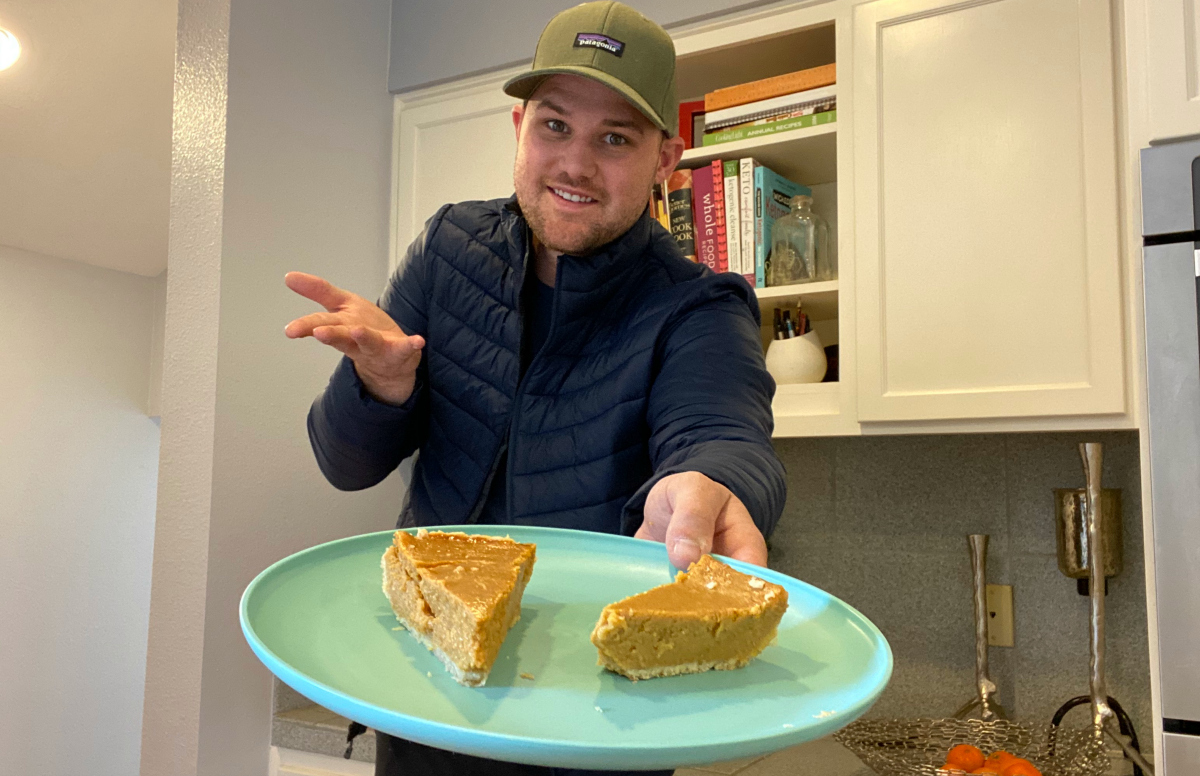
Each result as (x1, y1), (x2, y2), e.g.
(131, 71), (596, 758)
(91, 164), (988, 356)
(834, 717), (1110, 776)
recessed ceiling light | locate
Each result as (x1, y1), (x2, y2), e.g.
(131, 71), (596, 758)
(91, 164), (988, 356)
(0, 28), (21, 71)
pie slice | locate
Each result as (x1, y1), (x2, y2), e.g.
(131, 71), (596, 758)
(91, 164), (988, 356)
(381, 529), (536, 687)
(590, 554), (788, 681)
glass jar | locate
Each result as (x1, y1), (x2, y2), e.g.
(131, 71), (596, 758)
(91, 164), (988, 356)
(768, 195), (832, 286)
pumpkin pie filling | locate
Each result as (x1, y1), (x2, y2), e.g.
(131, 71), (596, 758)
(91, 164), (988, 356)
(381, 529), (536, 687)
(590, 555), (788, 680)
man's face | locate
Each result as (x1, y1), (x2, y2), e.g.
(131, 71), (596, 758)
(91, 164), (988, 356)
(512, 74), (684, 257)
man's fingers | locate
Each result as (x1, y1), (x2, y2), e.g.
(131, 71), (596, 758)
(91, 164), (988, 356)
(311, 325), (362, 358)
(350, 326), (426, 359)
(661, 476), (723, 570)
(285, 271), (352, 312)
(285, 311), (346, 338)
(712, 504), (769, 567)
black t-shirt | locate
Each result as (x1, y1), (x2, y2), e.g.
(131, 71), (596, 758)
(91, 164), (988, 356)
(477, 275), (555, 525)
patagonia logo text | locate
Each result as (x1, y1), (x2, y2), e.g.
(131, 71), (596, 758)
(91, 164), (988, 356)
(574, 33), (625, 56)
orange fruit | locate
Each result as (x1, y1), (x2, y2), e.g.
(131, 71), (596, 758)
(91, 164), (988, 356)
(1001, 762), (1042, 776)
(987, 751), (1018, 764)
(971, 768), (1003, 776)
(946, 744), (986, 772)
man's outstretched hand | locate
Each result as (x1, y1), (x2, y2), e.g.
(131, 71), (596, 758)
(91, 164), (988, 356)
(284, 272), (425, 406)
(634, 471), (768, 570)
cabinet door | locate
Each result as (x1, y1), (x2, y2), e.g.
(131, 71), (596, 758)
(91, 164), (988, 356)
(853, 0), (1125, 422)
(392, 78), (517, 271)
(1147, 0), (1200, 142)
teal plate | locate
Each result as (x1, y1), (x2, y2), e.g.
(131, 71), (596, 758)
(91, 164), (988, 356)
(240, 525), (891, 770)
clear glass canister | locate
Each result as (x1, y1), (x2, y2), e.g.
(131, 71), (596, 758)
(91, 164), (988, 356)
(768, 195), (833, 286)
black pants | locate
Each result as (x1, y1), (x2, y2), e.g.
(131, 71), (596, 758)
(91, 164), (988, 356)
(375, 732), (675, 776)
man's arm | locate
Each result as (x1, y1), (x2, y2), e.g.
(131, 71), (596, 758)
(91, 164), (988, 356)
(624, 283), (786, 565)
(292, 208), (446, 490)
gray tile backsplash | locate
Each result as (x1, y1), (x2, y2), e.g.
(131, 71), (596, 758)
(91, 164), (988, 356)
(770, 431), (1152, 753)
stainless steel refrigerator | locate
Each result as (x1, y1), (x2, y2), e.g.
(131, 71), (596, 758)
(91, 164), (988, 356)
(1142, 137), (1200, 773)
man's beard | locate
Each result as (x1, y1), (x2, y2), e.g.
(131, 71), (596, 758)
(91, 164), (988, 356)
(521, 197), (633, 257)
(514, 171), (652, 257)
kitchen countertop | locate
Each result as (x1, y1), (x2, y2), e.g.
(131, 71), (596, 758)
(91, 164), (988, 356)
(271, 700), (872, 774)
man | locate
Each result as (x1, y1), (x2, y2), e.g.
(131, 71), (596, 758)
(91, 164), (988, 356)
(285, 3), (785, 774)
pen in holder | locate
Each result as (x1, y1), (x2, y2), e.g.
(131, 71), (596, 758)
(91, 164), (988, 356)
(765, 329), (827, 384)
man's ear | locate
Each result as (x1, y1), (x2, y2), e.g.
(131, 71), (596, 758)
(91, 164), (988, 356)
(655, 134), (686, 185)
(512, 103), (525, 140)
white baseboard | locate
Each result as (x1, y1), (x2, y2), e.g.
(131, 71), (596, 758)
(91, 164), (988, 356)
(269, 745), (374, 776)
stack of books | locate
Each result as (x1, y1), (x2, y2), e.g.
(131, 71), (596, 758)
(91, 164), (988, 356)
(650, 158), (810, 289)
(678, 63), (837, 149)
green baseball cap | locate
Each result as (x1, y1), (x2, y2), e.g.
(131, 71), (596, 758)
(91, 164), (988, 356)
(503, 1), (679, 136)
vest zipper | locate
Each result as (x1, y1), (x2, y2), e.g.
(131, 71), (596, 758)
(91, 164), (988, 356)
(504, 258), (565, 524)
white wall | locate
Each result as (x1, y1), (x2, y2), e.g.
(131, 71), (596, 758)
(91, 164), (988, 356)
(140, 1), (405, 774)
(0, 244), (161, 776)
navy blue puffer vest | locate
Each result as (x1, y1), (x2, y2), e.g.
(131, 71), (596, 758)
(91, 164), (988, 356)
(308, 196), (785, 538)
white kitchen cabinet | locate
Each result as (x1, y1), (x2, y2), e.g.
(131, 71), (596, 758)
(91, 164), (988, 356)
(1146, 0), (1200, 142)
(851, 0), (1127, 423)
(392, 0), (1136, 435)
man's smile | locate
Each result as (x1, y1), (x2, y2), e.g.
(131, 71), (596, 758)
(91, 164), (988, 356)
(549, 186), (599, 205)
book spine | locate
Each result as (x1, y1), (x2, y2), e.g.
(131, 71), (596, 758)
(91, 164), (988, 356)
(712, 100), (835, 133)
(711, 160), (728, 273)
(702, 109), (836, 147)
(678, 99), (705, 150)
(665, 169), (696, 262)
(705, 62), (836, 112)
(760, 167), (811, 286)
(739, 158), (757, 286)
(753, 165), (765, 288)
(723, 159), (742, 277)
(656, 182), (671, 231)
(704, 84), (837, 129)
(692, 166), (719, 270)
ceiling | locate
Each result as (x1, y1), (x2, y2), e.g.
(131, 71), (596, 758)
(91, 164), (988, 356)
(0, 0), (177, 277)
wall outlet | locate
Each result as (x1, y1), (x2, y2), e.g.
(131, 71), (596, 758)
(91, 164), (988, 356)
(986, 584), (1014, 647)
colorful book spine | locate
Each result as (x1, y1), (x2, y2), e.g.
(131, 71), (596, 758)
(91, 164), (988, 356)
(702, 109), (836, 147)
(652, 185), (670, 231)
(723, 160), (742, 278)
(704, 85), (836, 130)
(677, 99), (706, 150)
(705, 62), (836, 112)
(711, 160), (728, 273)
(738, 158), (758, 286)
(666, 168), (697, 262)
(692, 166), (719, 270)
(714, 100), (835, 133)
(754, 165), (811, 288)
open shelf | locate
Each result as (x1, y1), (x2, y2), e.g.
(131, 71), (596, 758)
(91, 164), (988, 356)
(675, 22), (836, 101)
(755, 279), (838, 320)
(772, 380), (840, 420)
(677, 121), (837, 186)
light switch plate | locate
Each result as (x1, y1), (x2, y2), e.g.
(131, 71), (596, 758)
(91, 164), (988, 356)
(986, 584), (1014, 647)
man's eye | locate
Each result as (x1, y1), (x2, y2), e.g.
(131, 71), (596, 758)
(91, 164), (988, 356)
(546, 119), (567, 133)
(604, 133), (628, 146)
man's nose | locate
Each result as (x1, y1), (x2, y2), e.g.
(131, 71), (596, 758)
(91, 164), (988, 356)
(558, 136), (599, 183)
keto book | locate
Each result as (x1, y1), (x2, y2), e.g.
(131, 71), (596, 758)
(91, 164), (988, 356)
(738, 159), (759, 286)
(754, 165), (811, 288)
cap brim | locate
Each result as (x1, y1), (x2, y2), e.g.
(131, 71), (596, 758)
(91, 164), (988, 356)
(503, 66), (670, 134)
